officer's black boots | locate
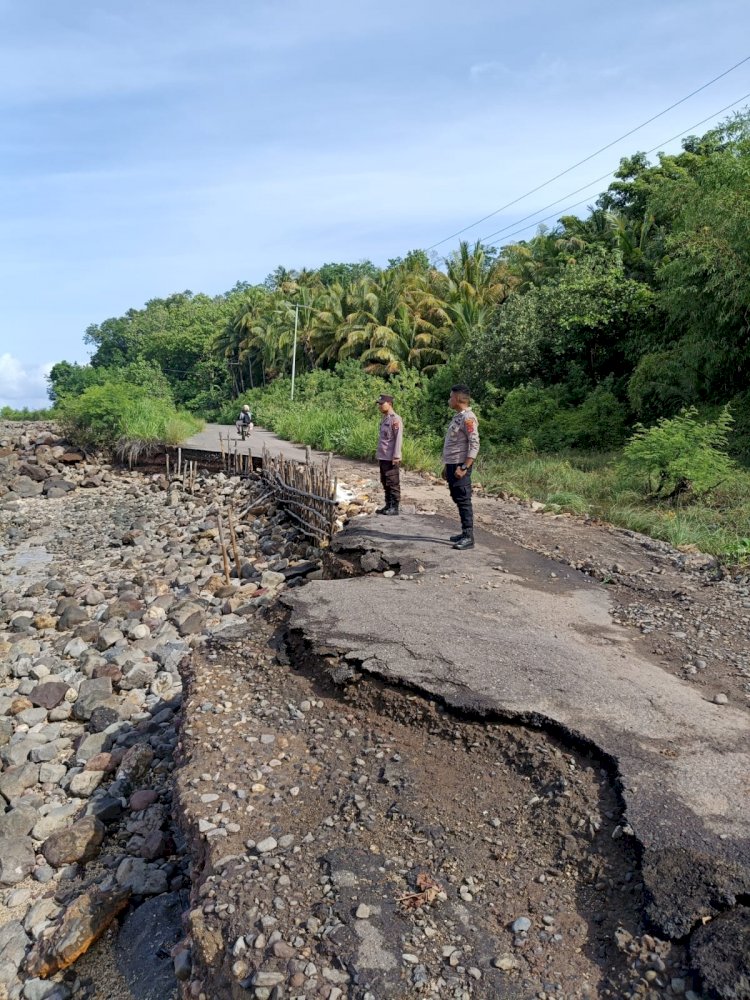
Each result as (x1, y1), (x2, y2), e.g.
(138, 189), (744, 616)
(452, 532), (474, 550)
(377, 501), (399, 515)
(449, 532), (464, 543)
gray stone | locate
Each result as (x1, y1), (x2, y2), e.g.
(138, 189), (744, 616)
(38, 762), (67, 785)
(96, 627), (124, 652)
(0, 919), (30, 972)
(56, 605), (87, 631)
(72, 677), (113, 721)
(11, 476), (44, 498)
(23, 978), (71, 1000)
(0, 805), (38, 838)
(115, 857), (168, 896)
(511, 916), (531, 933)
(32, 801), (81, 841)
(69, 770), (103, 797)
(0, 835), (35, 885)
(76, 731), (112, 763)
(0, 763), (39, 802)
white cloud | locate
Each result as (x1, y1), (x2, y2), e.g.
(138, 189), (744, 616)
(0, 355), (54, 410)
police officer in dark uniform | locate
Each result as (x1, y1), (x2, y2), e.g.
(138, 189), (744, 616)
(442, 384), (480, 549)
(375, 394), (403, 515)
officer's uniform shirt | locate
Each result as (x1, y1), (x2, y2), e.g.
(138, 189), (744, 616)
(376, 411), (403, 461)
(442, 408), (480, 464)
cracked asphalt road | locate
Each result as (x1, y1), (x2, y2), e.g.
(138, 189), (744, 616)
(284, 512), (750, 945)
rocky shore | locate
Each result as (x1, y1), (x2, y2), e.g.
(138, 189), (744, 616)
(0, 423), (331, 998)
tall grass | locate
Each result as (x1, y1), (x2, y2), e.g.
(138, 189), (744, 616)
(479, 450), (750, 560)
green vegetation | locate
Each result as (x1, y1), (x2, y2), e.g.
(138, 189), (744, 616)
(1, 405), (55, 421)
(46, 110), (750, 558)
(58, 379), (201, 457)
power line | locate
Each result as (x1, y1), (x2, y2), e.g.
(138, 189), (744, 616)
(426, 53), (750, 251)
(476, 90), (750, 246)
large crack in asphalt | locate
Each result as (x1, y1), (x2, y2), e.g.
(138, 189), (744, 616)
(283, 511), (750, 998)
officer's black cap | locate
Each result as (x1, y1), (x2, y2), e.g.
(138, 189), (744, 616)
(376, 394), (394, 404)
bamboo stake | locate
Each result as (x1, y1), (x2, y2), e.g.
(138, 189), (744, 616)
(166, 453), (170, 481)
(217, 511), (231, 585)
(227, 506), (241, 576)
(177, 447), (182, 478)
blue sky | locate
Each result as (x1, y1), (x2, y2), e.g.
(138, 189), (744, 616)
(2, 0), (749, 406)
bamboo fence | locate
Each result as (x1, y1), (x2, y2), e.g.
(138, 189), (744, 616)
(260, 445), (338, 542)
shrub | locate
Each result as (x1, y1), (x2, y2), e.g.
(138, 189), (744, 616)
(618, 406), (736, 501)
(627, 350), (698, 422)
(59, 381), (201, 451)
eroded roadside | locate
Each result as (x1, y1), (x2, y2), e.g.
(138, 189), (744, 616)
(175, 612), (696, 1000)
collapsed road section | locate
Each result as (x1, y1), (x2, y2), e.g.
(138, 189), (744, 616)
(281, 512), (750, 999)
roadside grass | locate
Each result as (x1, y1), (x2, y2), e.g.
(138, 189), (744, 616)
(479, 450), (750, 560)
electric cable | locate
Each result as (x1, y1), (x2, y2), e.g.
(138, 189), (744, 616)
(475, 90), (750, 246)
(426, 54), (750, 251)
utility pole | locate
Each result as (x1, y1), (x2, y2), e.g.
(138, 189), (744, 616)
(291, 303), (299, 401)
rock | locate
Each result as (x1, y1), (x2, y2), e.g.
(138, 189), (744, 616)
(42, 817), (105, 867)
(72, 677), (113, 721)
(130, 789), (158, 812)
(0, 806), (38, 838)
(11, 476), (44, 497)
(32, 802), (81, 841)
(260, 570), (286, 591)
(713, 693), (729, 705)
(116, 745), (154, 786)
(0, 919), (31, 974)
(493, 954), (519, 971)
(115, 857), (168, 896)
(114, 892), (184, 998)
(0, 835), (35, 885)
(62, 637), (88, 659)
(22, 978), (70, 999)
(56, 605), (87, 631)
(256, 836), (277, 854)
(0, 763), (40, 802)
(29, 681), (69, 710)
(511, 917), (532, 933)
(25, 883), (130, 977)
(69, 771), (104, 797)
(96, 627), (124, 651)
(355, 904), (371, 919)
(169, 601), (207, 637)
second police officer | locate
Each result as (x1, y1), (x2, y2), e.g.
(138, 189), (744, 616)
(442, 384), (480, 549)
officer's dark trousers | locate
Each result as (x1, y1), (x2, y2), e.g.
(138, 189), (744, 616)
(379, 460), (401, 505)
(445, 464), (473, 532)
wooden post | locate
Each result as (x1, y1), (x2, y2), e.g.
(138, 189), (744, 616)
(177, 447), (182, 478)
(227, 506), (241, 576)
(166, 453), (170, 481)
(217, 512), (231, 585)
